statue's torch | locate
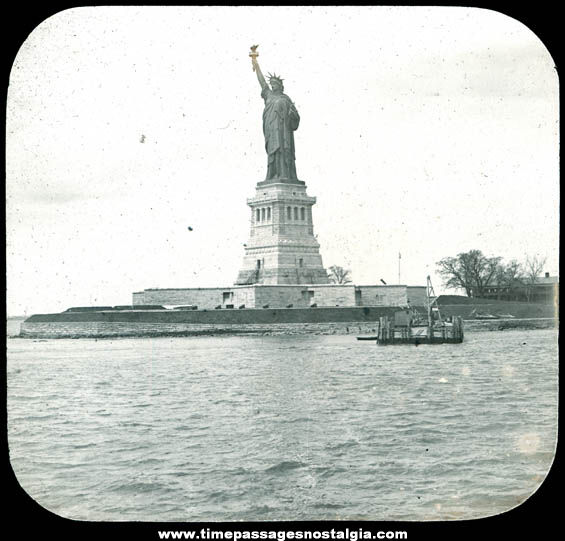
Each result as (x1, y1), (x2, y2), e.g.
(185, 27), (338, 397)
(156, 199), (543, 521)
(249, 44), (259, 71)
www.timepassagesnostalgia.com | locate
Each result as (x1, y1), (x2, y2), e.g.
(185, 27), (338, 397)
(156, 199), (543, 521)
(158, 529), (408, 541)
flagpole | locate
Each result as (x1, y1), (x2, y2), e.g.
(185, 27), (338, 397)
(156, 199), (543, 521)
(398, 252), (401, 284)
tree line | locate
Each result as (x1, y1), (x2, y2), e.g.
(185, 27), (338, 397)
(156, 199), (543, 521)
(436, 250), (548, 301)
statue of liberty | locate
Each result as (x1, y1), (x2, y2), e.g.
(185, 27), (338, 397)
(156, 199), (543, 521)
(249, 45), (300, 182)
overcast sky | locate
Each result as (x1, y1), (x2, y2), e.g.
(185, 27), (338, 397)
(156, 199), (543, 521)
(6, 6), (559, 316)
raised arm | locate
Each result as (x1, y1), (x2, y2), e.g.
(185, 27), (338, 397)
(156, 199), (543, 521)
(252, 57), (268, 91)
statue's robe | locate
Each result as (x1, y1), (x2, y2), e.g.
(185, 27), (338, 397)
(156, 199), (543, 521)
(261, 87), (300, 181)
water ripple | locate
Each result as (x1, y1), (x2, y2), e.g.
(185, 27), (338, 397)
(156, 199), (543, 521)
(7, 329), (558, 521)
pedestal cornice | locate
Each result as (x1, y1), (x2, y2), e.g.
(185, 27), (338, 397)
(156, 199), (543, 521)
(256, 179), (305, 188)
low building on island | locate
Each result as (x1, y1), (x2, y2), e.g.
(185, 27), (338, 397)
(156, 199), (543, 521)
(133, 284), (427, 311)
(472, 272), (558, 303)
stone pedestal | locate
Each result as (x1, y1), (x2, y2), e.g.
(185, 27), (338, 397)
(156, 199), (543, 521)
(235, 180), (329, 285)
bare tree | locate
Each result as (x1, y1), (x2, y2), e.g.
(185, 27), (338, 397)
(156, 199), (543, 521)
(327, 265), (352, 284)
(502, 260), (525, 284)
(524, 255), (547, 302)
(436, 250), (502, 297)
(493, 259), (525, 300)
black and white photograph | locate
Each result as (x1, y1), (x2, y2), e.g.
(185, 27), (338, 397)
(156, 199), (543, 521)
(6, 5), (559, 531)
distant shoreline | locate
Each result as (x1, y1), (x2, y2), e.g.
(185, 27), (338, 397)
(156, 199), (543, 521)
(8, 316), (557, 339)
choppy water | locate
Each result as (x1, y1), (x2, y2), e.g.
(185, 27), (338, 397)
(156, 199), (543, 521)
(7, 329), (558, 521)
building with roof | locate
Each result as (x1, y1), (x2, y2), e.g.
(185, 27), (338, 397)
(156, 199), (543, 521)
(475, 272), (558, 303)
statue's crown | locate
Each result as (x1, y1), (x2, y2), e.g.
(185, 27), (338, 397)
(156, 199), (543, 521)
(268, 72), (284, 85)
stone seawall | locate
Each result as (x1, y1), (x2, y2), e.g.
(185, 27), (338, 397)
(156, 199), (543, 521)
(20, 320), (385, 339)
(20, 306), (397, 338)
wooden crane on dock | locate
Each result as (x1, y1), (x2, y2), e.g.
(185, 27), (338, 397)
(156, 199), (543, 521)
(426, 275), (442, 338)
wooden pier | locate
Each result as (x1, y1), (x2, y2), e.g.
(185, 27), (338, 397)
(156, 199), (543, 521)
(375, 276), (464, 345)
(376, 313), (464, 345)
